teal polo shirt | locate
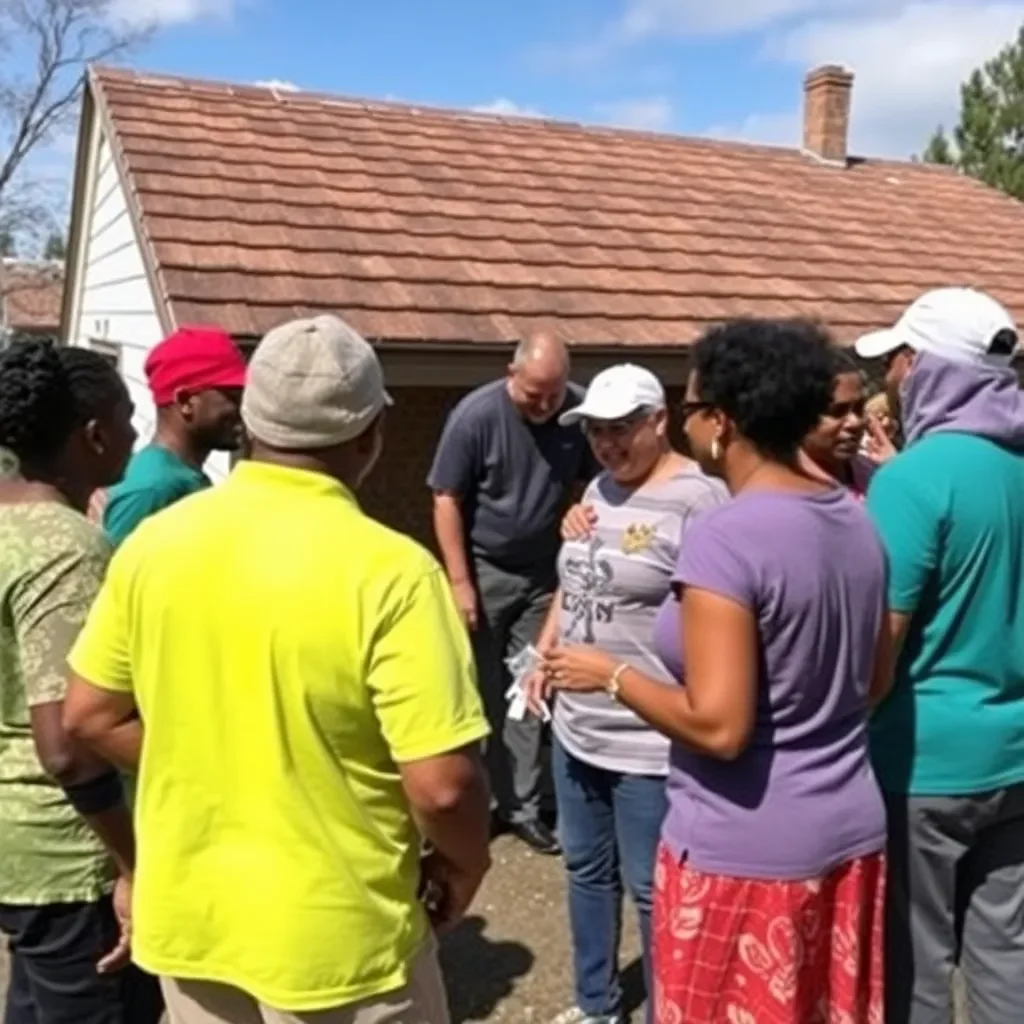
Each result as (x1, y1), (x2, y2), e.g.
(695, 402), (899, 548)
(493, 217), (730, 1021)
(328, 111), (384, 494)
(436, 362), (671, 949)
(867, 432), (1024, 796)
(103, 445), (210, 548)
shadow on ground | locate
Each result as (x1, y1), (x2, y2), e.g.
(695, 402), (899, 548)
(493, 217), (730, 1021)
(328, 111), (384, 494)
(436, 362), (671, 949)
(441, 916), (534, 1022)
(620, 957), (646, 1020)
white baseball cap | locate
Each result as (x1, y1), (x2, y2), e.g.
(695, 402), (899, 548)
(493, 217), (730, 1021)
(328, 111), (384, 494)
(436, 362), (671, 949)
(559, 364), (666, 426)
(855, 287), (1018, 369)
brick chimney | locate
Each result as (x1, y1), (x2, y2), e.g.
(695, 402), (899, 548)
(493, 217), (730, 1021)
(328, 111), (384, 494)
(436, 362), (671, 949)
(803, 65), (854, 164)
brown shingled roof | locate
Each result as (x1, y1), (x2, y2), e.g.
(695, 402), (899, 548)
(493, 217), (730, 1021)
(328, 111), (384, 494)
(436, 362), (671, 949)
(2, 261), (64, 336)
(84, 65), (1024, 347)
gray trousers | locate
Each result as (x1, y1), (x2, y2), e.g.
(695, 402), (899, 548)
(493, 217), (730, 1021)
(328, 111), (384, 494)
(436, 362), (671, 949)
(885, 783), (1024, 1024)
(161, 939), (447, 1022)
(471, 557), (555, 824)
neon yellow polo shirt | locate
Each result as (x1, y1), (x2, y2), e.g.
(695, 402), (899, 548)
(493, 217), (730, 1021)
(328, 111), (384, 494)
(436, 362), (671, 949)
(69, 461), (488, 1012)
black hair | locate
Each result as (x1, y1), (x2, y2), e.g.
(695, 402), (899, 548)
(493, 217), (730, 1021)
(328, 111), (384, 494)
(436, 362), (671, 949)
(692, 319), (835, 461)
(829, 346), (861, 377)
(0, 341), (79, 467)
(58, 347), (127, 422)
(0, 341), (124, 469)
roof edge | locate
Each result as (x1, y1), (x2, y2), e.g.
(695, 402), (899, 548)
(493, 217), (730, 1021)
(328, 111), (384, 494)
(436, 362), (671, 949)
(86, 64), (175, 336)
(59, 73), (97, 343)
(232, 337), (701, 354)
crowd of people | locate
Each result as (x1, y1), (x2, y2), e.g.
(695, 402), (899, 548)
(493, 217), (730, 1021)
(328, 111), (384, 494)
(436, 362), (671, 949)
(0, 285), (1022, 1024)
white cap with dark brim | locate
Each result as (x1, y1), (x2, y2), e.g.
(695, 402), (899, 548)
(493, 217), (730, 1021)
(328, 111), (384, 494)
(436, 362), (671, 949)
(854, 287), (1018, 370)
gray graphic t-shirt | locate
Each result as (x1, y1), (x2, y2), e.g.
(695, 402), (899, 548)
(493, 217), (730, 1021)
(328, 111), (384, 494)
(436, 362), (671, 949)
(554, 467), (727, 777)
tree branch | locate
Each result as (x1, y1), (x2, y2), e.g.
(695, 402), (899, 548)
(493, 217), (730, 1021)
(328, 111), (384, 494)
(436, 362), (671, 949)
(0, 0), (147, 255)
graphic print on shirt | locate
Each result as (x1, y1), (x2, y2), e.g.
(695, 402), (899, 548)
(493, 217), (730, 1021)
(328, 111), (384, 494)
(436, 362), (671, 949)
(561, 536), (615, 643)
(622, 521), (656, 554)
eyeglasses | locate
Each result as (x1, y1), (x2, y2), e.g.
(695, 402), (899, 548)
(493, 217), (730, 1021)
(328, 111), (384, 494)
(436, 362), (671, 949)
(582, 410), (649, 438)
(678, 400), (712, 422)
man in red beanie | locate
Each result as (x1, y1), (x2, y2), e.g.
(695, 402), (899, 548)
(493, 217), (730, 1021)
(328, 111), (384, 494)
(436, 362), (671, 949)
(103, 325), (247, 547)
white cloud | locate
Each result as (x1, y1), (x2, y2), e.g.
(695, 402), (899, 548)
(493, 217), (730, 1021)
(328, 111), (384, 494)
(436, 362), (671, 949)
(551, 1), (1024, 159)
(597, 96), (675, 130)
(470, 98), (543, 118)
(706, 110), (801, 147)
(770, 1), (1024, 157)
(255, 79), (301, 93)
(108, 0), (235, 28)
(552, 0), (900, 66)
(614, 0), (829, 38)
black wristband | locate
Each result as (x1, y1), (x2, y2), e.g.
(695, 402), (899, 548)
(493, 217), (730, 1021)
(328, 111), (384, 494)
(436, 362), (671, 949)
(62, 770), (124, 816)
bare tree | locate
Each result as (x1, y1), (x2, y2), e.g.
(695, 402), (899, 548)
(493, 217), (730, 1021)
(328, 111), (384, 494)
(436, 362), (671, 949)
(0, 0), (143, 270)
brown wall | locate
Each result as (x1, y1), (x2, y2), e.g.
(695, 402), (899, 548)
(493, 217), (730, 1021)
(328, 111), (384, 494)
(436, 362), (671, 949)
(360, 386), (465, 551)
(360, 384), (687, 552)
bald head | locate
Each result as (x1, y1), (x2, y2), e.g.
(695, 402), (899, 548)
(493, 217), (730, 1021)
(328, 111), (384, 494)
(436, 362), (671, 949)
(507, 332), (571, 424)
(512, 332), (570, 375)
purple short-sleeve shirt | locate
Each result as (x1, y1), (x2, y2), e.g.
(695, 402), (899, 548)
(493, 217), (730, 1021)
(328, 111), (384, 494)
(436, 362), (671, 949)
(652, 487), (887, 880)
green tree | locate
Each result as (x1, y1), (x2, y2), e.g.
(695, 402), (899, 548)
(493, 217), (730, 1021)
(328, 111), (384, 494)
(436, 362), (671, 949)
(43, 231), (66, 260)
(921, 127), (954, 166)
(923, 24), (1024, 199)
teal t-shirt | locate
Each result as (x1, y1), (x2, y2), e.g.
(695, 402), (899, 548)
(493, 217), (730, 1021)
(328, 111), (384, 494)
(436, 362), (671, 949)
(103, 445), (210, 548)
(867, 432), (1024, 796)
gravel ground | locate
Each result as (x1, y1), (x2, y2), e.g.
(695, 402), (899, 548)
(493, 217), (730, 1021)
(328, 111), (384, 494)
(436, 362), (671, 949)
(0, 834), (645, 1024)
(0, 836), (972, 1022)
(441, 834), (644, 1023)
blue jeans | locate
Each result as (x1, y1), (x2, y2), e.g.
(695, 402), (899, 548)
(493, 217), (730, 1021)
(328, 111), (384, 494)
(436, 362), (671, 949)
(553, 738), (668, 1021)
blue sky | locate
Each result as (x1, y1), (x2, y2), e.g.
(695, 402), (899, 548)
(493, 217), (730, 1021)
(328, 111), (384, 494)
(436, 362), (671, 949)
(109, 0), (1024, 160)
(17, 0), (1024, 224)
(129, 1), (780, 136)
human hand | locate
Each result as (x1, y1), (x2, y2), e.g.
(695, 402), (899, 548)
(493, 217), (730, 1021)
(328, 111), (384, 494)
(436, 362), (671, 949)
(97, 875), (132, 974)
(420, 849), (489, 934)
(863, 417), (898, 465)
(545, 646), (617, 694)
(524, 668), (551, 718)
(451, 579), (479, 631)
(561, 503), (597, 542)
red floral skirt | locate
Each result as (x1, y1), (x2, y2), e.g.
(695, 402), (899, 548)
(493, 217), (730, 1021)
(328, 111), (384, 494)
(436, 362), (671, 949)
(652, 843), (884, 1024)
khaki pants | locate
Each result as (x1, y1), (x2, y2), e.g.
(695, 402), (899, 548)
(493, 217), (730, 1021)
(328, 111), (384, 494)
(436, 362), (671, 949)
(161, 941), (449, 1024)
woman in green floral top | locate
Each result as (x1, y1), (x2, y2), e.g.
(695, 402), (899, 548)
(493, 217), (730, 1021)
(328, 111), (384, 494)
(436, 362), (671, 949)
(0, 341), (159, 1023)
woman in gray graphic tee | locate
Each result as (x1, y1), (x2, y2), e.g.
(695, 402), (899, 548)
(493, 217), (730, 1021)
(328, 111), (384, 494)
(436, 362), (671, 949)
(527, 364), (725, 1024)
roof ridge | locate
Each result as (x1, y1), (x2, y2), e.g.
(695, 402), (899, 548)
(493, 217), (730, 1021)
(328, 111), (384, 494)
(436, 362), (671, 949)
(91, 63), (884, 166)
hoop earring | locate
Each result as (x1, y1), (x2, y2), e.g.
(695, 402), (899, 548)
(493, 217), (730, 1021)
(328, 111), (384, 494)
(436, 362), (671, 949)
(710, 436), (722, 461)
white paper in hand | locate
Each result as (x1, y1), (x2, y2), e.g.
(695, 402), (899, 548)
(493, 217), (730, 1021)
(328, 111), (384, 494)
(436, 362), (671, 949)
(504, 644), (551, 722)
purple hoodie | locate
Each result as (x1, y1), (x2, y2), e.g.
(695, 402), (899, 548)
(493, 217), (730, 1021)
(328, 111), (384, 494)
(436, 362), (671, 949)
(901, 351), (1024, 449)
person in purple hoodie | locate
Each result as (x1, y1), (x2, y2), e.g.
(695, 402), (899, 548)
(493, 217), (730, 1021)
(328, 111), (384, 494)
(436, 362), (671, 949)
(545, 319), (892, 1023)
(857, 287), (1024, 1024)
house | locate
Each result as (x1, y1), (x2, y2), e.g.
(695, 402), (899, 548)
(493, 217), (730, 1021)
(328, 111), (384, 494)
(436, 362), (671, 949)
(1, 259), (64, 344)
(61, 64), (1024, 548)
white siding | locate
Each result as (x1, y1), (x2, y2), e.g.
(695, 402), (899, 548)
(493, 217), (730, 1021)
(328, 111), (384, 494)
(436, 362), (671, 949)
(67, 132), (231, 481)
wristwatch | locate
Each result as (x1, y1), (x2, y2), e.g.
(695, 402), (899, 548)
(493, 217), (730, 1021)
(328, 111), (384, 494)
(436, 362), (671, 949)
(606, 663), (629, 702)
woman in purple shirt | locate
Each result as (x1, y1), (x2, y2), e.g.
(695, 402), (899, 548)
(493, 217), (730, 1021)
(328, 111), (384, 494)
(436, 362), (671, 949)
(546, 320), (892, 1024)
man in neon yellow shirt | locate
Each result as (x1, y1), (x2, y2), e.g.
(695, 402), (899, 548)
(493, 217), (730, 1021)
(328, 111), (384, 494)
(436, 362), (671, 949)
(64, 315), (492, 1023)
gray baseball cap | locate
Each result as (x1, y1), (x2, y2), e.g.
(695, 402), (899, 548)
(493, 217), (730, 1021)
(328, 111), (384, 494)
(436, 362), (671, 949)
(241, 315), (392, 450)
